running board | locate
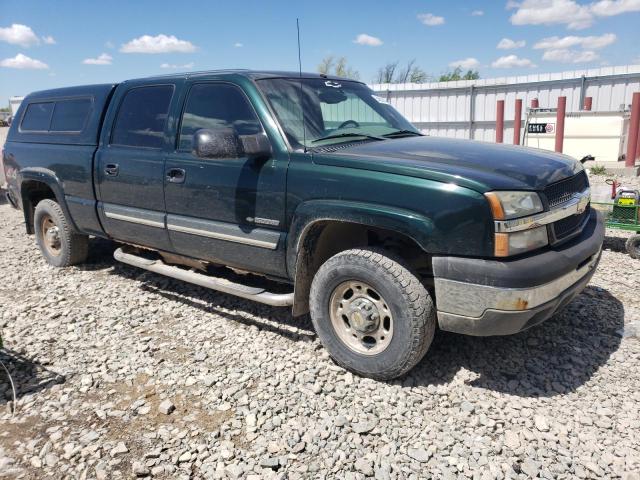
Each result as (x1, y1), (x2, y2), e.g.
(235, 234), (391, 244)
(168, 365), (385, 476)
(113, 248), (294, 307)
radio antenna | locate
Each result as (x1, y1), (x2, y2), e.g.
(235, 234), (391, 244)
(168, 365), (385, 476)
(296, 18), (307, 152)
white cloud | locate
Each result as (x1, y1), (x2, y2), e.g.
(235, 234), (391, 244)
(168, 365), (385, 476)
(533, 33), (616, 50)
(83, 53), (113, 65)
(471, 10), (484, 15)
(491, 54), (537, 68)
(449, 57), (480, 69)
(590, 0), (640, 16)
(353, 33), (383, 46)
(0, 53), (48, 69)
(417, 13), (445, 26)
(105, 40), (115, 49)
(542, 49), (600, 63)
(160, 62), (195, 69)
(233, 42), (243, 48)
(509, 0), (594, 29)
(509, 0), (640, 29)
(0, 24), (40, 47)
(497, 38), (526, 49)
(121, 34), (196, 54)
(42, 35), (56, 45)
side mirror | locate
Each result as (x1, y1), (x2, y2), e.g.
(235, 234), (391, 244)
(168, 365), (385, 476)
(239, 132), (272, 159)
(193, 129), (272, 160)
(193, 128), (240, 159)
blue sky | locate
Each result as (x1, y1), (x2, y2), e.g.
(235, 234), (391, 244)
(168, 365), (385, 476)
(1, 0), (639, 101)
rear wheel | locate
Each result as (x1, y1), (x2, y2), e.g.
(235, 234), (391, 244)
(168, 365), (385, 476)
(625, 234), (640, 259)
(34, 199), (88, 267)
(309, 248), (435, 380)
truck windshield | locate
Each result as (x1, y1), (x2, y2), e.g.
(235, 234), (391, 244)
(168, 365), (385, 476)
(256, 78), (420, 149)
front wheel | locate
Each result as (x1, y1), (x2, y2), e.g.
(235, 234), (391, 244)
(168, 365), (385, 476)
(309, 248), (435, 380)
(34, 199), (89, 267)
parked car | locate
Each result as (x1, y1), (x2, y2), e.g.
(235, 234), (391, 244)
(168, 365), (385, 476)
(2, 71), (603, 380)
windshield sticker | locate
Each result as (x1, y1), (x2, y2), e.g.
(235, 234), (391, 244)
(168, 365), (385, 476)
(372, 95), (390, 105)
(324, 80), (342, 88)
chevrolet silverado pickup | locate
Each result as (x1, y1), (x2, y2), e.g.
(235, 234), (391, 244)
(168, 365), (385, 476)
(2, 71), (604, 380)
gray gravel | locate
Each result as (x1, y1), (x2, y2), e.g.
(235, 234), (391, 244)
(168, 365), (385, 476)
(1, 176), (640, 479)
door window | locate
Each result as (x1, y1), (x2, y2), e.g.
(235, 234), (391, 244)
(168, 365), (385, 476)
(111, 85), (174, 149)
(178, 83), (263, 152)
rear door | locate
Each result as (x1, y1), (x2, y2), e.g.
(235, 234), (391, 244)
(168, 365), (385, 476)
(95, 82), (178, 250)
(163, 81), (288, 277)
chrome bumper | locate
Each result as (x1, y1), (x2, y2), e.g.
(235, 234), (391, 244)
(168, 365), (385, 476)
(435, 250), (600, 318)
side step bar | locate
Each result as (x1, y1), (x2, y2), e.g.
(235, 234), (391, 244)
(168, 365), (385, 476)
(114, 248), (294, 307)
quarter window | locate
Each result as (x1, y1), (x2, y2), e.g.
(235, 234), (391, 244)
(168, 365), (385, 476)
(50, 98), (92, 132)
(111, 85), (174, 149)
(21, 102), (54, 131)
(179, 83), (263, 152)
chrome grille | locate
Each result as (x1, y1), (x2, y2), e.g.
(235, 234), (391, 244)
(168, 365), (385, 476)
(543, 171), (589, 208)
(552, 205), (590, 241)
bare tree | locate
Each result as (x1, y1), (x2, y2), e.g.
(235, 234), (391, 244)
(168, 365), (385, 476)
(375, 60), (430, 84)
(376, 62), (399, 84)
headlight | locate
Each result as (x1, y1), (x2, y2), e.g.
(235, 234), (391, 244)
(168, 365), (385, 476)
(495, 226), (548, 257)
(485, 191), (547, 257)
(484, 191), (543, 220)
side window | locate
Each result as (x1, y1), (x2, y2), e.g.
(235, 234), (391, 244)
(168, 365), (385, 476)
(178, 83), (263, 152)
(21, 102), (54, 131)
(111, 85), (174, 149)
(50, 98), (92, 132)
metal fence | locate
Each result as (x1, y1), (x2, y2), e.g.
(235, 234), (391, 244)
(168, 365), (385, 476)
(370, 65), (640, 143)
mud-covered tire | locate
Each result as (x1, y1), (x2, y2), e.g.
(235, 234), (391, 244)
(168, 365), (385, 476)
(625, 235), (640, 259)
(309, 248), (436, 380)
(34, 199), (88, 267)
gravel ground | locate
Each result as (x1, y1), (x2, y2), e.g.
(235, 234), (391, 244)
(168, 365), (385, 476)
(1, 176), (640, 480)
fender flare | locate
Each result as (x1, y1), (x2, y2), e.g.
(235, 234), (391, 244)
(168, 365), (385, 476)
(286, 199), (435, 316)
(18, 167), (79, 234)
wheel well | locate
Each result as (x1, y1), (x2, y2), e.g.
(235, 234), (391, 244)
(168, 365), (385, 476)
(21, 181), (56, 234)
(292, 221), (432, 316)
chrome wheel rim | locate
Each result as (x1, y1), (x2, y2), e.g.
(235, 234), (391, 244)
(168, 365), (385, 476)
(41, 214), (61, 257)
(329, 280), (393, 355)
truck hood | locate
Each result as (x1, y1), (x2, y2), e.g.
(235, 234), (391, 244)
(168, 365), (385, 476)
(313, 136), (583, 192)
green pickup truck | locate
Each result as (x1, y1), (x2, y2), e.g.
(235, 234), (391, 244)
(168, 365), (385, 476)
(3, 71), (603, 380)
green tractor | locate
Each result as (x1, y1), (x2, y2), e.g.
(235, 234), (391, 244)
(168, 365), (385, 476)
(592, 179), (640, 258)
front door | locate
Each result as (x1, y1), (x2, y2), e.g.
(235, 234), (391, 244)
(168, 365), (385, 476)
(164, 82), (288, 277)
(95, 84), (175, 250)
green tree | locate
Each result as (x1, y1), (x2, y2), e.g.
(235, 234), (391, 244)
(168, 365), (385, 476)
(317, 55), (359, 80)
(438, 67), (480, 82)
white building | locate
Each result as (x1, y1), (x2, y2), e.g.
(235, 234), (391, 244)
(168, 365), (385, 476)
(9, 96), (24, 116)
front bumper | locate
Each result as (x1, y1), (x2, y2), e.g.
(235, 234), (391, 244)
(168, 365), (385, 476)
(433, 209), (604, 336)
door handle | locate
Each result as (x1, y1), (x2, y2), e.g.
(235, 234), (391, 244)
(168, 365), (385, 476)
(104, 163), (119, 176)
(166, 168), (186, 184)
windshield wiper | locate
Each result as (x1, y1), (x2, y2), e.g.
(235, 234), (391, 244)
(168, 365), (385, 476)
(311, 132), (386, 144)
(382, 129), (424, 138)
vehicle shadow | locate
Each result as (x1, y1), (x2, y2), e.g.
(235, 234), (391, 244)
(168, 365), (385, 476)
(603, 234), (631, 254)
(408, 286), (623, 397)
(108, 262), (316, 342)
(74, 237), (119, 271)
(97, 246), (622, 397)
(0, 348), (66, 409)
